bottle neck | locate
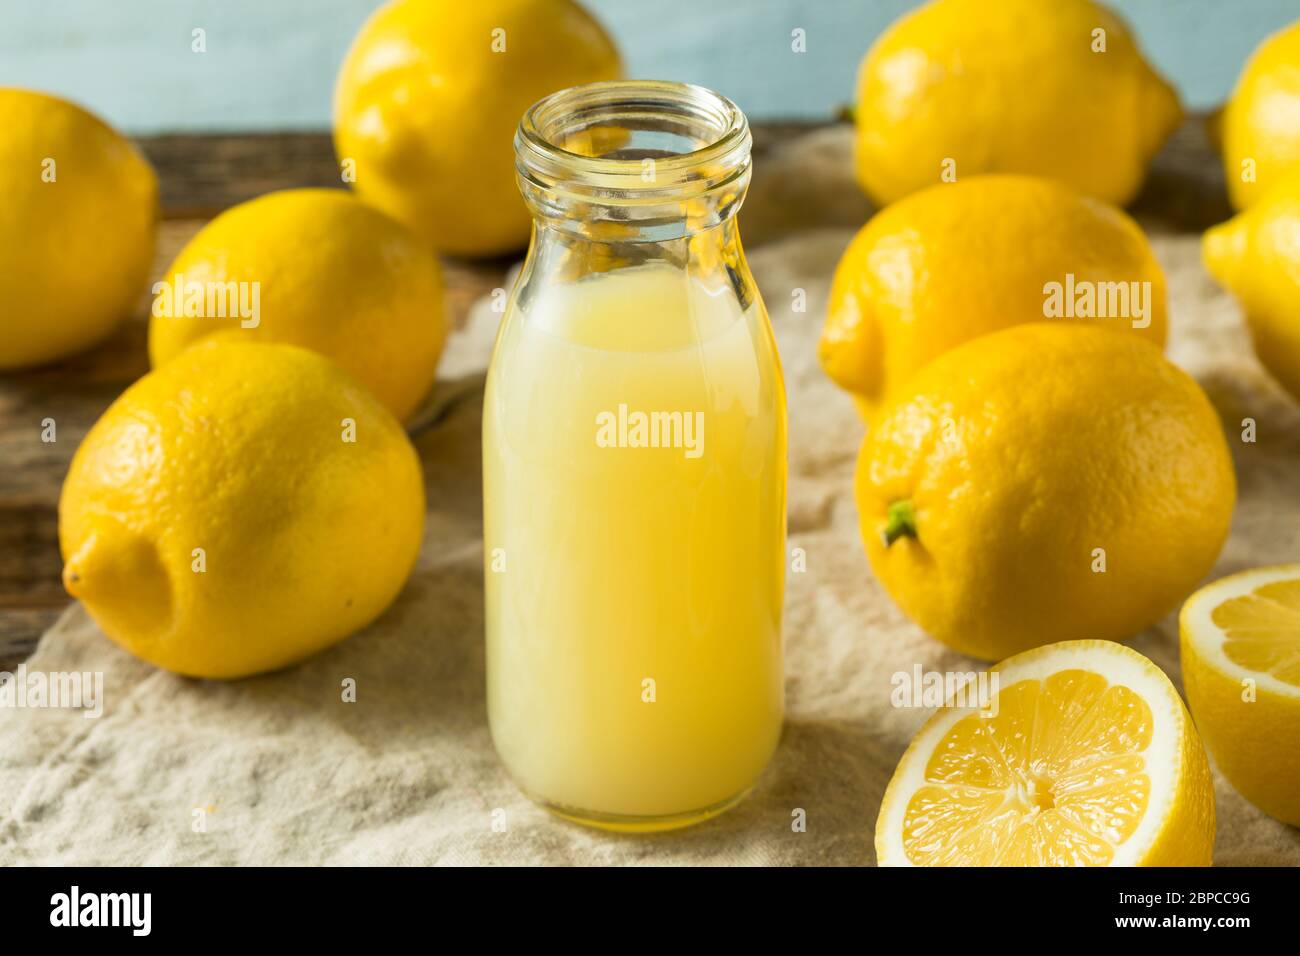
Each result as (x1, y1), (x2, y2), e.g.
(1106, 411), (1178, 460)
(515, 80), (753, 243)
(525, 216), (748, 284)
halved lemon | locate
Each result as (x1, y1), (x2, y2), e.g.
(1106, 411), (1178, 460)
(1181, 564), (1300, 826)
(875, 641), (1215, 866)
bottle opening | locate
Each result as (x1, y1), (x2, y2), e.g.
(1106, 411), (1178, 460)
(515, 80), (752, 229)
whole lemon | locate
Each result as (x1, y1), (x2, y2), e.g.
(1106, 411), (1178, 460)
(853, 0), (1181, 207)
(857, 323), (1235, 661)
(334, 0), (621, 257)
(148, 189), (445, 423)
(0, 89), (156, 369)
(1218, 20), (1300, 210)
(820, 175), (1168, 419)
(59, 340), (426, 679)
(1203, 175), (1300, 405)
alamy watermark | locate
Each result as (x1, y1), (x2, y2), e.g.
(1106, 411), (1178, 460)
(1043, 273), (1151, 329)
(50, 886), (150, 936)
(891, 665), (1000, 716)
(0, 665), (104, 718)
(595, 404), (704, 459)
(152, 273), (261, 328)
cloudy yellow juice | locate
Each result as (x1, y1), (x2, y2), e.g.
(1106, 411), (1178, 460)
(483, 263), (786, 829)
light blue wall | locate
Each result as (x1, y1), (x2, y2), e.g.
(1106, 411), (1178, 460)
(0, 0), (1295, 134)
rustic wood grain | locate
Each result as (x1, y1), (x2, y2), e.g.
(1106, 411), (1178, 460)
(0, 119), (1225, 671)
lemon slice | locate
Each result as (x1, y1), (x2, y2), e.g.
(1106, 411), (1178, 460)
(1181, 564), (1300, 826)
(875, 641), (1215, 866)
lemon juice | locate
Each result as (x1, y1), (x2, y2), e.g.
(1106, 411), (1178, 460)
(483, 263), (786, 829)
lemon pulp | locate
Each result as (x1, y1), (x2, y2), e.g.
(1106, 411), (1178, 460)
(1212, 580), (1300, 685)
(903, 671), (1154, 866)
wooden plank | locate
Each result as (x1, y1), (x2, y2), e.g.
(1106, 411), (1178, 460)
(0, 499), (63, 610)
(129, 120), (1231, 234)
(141, 133), (348, 220)
(1131, 113), (1232, 232)
(0, 609), (64, 671)
(136, 124), (827, 220)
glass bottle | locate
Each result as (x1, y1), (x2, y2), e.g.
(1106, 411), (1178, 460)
(483, 80), (787, 831)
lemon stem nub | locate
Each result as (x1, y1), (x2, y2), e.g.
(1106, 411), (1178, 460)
(883, 500), (917, 546)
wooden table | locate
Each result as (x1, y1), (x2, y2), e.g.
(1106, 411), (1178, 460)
(0, 119), (1227, 671)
